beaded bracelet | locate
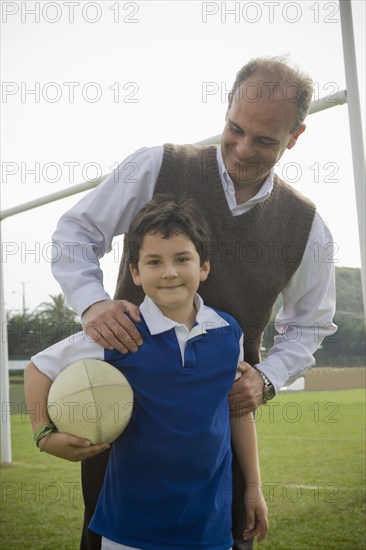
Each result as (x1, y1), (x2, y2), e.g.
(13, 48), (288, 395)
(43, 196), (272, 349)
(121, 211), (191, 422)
(33, 423), (57, 449)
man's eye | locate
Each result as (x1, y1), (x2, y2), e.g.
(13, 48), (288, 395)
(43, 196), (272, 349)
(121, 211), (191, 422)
(231, 125), (242, 134)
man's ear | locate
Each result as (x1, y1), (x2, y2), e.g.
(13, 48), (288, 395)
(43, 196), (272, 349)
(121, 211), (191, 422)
(225, 92), (234, 120)
(287, 124), (306, 150)
(129, 264), (142, 286)
(228, 92), (234, 108)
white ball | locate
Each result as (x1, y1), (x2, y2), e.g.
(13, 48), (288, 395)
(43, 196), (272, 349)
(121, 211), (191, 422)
(47, 359), (134, 444)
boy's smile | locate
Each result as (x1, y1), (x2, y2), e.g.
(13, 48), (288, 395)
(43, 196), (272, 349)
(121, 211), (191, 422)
(129, 232), (210, 327)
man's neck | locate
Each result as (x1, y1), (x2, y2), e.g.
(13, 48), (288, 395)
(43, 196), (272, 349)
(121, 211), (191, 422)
(233, 177), (266, 205)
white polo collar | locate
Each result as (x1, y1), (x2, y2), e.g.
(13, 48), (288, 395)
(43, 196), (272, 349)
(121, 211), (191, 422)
(139, 294), (235, 367)
(139, 294), (229, 339)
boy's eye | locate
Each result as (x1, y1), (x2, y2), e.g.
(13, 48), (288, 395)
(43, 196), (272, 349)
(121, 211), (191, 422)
(148, 259), (161, 265)
(176, 257), (189, 263)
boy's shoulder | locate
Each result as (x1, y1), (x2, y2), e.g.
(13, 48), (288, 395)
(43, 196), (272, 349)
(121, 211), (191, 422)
(205, 305), (242, 336)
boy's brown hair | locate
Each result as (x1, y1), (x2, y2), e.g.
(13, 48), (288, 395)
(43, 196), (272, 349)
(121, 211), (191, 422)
(125, 194), (211, 268)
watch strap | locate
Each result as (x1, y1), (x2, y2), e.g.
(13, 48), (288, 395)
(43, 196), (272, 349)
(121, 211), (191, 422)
(256, 370), (275, 404)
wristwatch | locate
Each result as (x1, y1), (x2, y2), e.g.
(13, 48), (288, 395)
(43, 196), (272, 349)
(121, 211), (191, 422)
(256, 370), (275, 404)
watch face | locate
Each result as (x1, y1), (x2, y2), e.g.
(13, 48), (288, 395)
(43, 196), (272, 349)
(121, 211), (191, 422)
(258, 370), (275, 402)
(266, 384), (275, 400)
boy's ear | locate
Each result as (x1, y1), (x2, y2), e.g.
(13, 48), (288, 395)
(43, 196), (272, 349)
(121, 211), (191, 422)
(129, 264), (142, 286)
(200, 261), (210, 282)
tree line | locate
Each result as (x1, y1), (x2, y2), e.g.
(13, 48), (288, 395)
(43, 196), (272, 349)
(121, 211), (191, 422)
(6, 294), (82, 360)
(6, 267), (366, 366)
(262, 267), (365, 366)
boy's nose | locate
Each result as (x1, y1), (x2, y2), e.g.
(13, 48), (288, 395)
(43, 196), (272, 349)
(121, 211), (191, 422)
(162, 263), (178, 278)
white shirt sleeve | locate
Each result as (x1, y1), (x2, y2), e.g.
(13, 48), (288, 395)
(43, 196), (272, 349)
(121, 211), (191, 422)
(256, 212), (338, 393)
(31, 331), (104, 381)
(51, 146), (164, 317)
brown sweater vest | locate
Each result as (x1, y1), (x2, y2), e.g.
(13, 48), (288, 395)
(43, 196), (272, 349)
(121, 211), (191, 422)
(114, 144), (316, 366)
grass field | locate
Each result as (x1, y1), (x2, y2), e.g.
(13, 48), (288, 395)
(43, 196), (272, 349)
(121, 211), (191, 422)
(1, 389), (365, 550)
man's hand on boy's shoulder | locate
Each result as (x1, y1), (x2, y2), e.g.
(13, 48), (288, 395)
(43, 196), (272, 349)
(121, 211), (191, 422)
(228, 362), (265, 415)
(38, 432), (110, 462)
(82, 299), (143, 354)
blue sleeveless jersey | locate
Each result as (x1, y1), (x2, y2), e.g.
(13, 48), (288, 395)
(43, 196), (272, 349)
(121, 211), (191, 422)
(89, 310), (242, 550)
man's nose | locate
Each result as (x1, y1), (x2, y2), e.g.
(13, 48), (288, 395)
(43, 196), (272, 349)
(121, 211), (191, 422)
(235, 136), (255, 160)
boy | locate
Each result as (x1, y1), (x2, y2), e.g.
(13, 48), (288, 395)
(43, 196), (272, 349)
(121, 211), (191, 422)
(24, 196), (268, 550)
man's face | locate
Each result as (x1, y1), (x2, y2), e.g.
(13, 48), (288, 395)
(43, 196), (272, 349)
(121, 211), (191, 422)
(221, 80), (305, 189)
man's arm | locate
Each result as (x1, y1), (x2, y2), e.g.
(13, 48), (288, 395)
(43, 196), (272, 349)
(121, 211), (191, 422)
(256, 211), (337, 392)
(228, 212), (337, 413)
(51, 146), (163, 353)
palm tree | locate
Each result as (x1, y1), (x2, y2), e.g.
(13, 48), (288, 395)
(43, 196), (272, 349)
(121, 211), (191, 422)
(37, 294), (79, 325)
(6, 295), (82, 358)
(36, 294), (82, 348)
(6, 309), (39, 358)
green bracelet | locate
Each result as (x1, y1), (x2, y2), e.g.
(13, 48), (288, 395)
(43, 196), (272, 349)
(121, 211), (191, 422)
(33, 423), (57, 447)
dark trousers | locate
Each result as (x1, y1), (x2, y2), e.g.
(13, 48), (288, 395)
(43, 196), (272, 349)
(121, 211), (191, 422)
(80, 449), (253, 550)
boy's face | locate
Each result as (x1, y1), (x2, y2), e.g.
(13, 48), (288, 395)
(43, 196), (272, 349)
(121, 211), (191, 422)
(129, 232), (210, 320)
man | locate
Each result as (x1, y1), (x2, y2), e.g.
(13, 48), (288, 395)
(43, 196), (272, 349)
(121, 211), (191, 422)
(51, 56), (337, 550)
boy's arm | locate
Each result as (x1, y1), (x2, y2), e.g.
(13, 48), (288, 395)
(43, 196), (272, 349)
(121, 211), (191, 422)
(24, 362), (110, 461)
(230, 412), (268, 543)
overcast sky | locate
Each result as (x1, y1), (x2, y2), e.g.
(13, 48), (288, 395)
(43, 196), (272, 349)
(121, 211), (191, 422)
(1, 0), (365, 313)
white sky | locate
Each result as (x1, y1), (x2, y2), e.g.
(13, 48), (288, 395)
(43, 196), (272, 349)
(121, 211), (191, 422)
(1, 0), (365, 313)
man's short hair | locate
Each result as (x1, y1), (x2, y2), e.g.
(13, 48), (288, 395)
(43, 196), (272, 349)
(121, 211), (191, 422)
(232, 55), (313, 132)
(125, 194), (211, 267)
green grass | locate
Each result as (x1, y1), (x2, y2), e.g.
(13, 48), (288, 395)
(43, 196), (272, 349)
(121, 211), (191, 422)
(1, 390), (365, 550)
(0, 413), (83, 550)
(255, 390), (366, 549)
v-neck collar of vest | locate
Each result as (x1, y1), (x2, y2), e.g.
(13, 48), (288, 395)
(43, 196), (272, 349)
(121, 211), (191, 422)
(139, 294), (230, 337)
(204, 145), (279, 223)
